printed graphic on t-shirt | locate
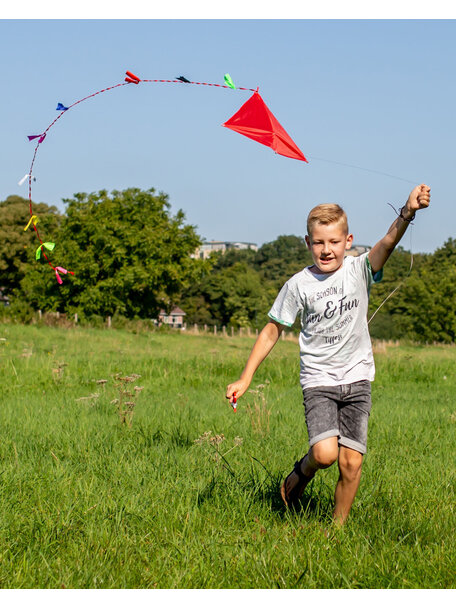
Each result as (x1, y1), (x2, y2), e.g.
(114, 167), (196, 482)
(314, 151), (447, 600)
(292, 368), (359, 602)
(268, 253), (381, 388)
(304, 280), (361, 346)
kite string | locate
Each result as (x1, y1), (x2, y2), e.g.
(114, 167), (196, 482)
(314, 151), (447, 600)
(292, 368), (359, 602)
(367, 206), (414, 325)
(307, 154), (418, 186)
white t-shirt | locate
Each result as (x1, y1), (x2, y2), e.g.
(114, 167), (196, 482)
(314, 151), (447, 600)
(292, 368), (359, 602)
(268, 253), (382, 389)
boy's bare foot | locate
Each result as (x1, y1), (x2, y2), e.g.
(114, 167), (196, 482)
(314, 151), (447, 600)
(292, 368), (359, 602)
(280, 458), (314, 509)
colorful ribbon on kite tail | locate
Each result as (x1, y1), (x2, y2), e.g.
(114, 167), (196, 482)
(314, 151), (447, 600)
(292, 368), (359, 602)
(24, 69), (258, 284)
(24, 215), (39, 231)
(55, 266), (74, 285)
(32, 233), (74, 284)
(33, 240), (74, 284)
(25, 80), (134, 284)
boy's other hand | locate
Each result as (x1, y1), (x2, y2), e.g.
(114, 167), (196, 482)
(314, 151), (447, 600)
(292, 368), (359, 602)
(405, 183), (431, 216)
(226, 379), (250, 404)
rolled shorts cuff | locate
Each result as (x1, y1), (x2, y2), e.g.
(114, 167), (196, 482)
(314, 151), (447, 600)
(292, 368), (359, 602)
(309, 431), (367, 455)
(309, 429), (340, 447)
(339, 436), (367, 455)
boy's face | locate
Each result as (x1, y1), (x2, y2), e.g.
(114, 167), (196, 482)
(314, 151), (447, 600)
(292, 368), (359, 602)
(305, 221), (353, 273)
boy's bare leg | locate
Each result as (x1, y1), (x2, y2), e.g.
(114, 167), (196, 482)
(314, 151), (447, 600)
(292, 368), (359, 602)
(282, 439), (363, 524)
(283, 437), (339, 497)
(333, 446), (363, 524)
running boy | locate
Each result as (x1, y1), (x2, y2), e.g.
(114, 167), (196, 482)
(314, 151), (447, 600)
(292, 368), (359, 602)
(226, 184), (431, 524)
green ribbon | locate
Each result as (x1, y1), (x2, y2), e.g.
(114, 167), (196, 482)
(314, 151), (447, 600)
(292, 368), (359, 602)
(224, 73), (236, 89)
(36, 242), (55, 260)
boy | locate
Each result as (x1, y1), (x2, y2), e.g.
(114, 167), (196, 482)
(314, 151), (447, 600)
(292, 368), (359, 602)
(226, 184), (430, 524)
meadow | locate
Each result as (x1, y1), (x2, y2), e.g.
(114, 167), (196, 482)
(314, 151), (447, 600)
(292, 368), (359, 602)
(0, 323), (455, 589)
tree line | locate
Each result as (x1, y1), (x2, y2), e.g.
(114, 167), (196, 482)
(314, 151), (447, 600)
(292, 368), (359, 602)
(1, 189), (455, 342)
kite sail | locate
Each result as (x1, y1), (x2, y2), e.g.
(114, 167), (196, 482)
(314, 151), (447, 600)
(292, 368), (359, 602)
(223, 91), (307, 162)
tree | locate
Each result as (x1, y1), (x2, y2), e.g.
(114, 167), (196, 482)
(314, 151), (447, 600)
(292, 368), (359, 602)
(21, 188), (206, 318)
(254, 235), (313, 287)
(181, 261), (274, 328)
(368, 246), (429, 340)
(368, 240), (456, 343)
(400, 239), (456, 343)
(0, 195), (62, 295)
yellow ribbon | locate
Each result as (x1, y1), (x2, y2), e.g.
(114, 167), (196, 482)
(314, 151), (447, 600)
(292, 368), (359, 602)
(24, 215), (39, 231)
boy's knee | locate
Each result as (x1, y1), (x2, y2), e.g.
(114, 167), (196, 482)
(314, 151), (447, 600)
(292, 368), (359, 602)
(338, 449), (363, 480)
(312, 442), (338, 469)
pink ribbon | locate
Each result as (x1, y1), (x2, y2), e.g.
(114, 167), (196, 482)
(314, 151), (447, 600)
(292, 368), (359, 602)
(55, 266), (69, 285)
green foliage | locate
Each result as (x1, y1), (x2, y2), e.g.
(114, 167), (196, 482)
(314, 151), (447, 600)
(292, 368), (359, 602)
(19, 188), (206, 318)
(253, 234), (313, 287)
(0, 195), (62, 295)
(2, 189), (456, 343)
(368, 247), (426, 340)
(182, 261), (274, 328)
(0, 298), (35, 324)
(185, 236), (456, 344)
(369, 240), (456, 343)
(402, 239), (456, 343)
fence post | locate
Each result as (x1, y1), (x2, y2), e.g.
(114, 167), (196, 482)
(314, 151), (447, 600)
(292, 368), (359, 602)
(214, 325), (217, 335)
(231, 326), (234, 337)
(74, 313), (78, 324)
(194, 323), (198, 334)
(204, 324), (207, 333)
(107, 316), (112, 329)
(38, 309), (42, 320)
(222, 326), (226, 336)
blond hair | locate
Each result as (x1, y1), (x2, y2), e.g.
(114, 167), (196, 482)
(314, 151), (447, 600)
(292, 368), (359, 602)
(306, 203), (348, 236)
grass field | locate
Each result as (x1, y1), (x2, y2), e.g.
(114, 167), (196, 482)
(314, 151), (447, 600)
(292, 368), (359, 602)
(0, 323), (455, 589)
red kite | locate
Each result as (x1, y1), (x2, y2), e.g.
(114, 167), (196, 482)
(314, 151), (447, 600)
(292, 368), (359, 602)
(223, 91), (307, 162)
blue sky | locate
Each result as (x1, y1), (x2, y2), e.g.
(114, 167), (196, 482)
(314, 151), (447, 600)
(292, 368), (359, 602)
(1, 16), (455, 253)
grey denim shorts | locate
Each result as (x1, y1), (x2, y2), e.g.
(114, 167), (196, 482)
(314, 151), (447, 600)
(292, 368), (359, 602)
(302, 380), (372, 454)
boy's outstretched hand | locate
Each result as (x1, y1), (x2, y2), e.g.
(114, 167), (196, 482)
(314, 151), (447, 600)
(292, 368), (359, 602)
(404, 183), (431, 217)
(226, 378), (250, 405)
(225, 320), (284, 408)
(369, 183), (431, 273)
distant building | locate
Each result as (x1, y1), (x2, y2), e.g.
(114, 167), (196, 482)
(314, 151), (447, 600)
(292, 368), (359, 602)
(345, 245), (371, 257)
(193, 240), (258, 260)
(158, 307), (186, 329)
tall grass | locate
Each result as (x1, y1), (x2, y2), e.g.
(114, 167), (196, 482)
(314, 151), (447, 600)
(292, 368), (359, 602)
(0, 324), (454, 588)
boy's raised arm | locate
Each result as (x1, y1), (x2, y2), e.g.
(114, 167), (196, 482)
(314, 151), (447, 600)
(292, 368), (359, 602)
(368, 184), (430, 273)
(226, 320), (283, 404)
